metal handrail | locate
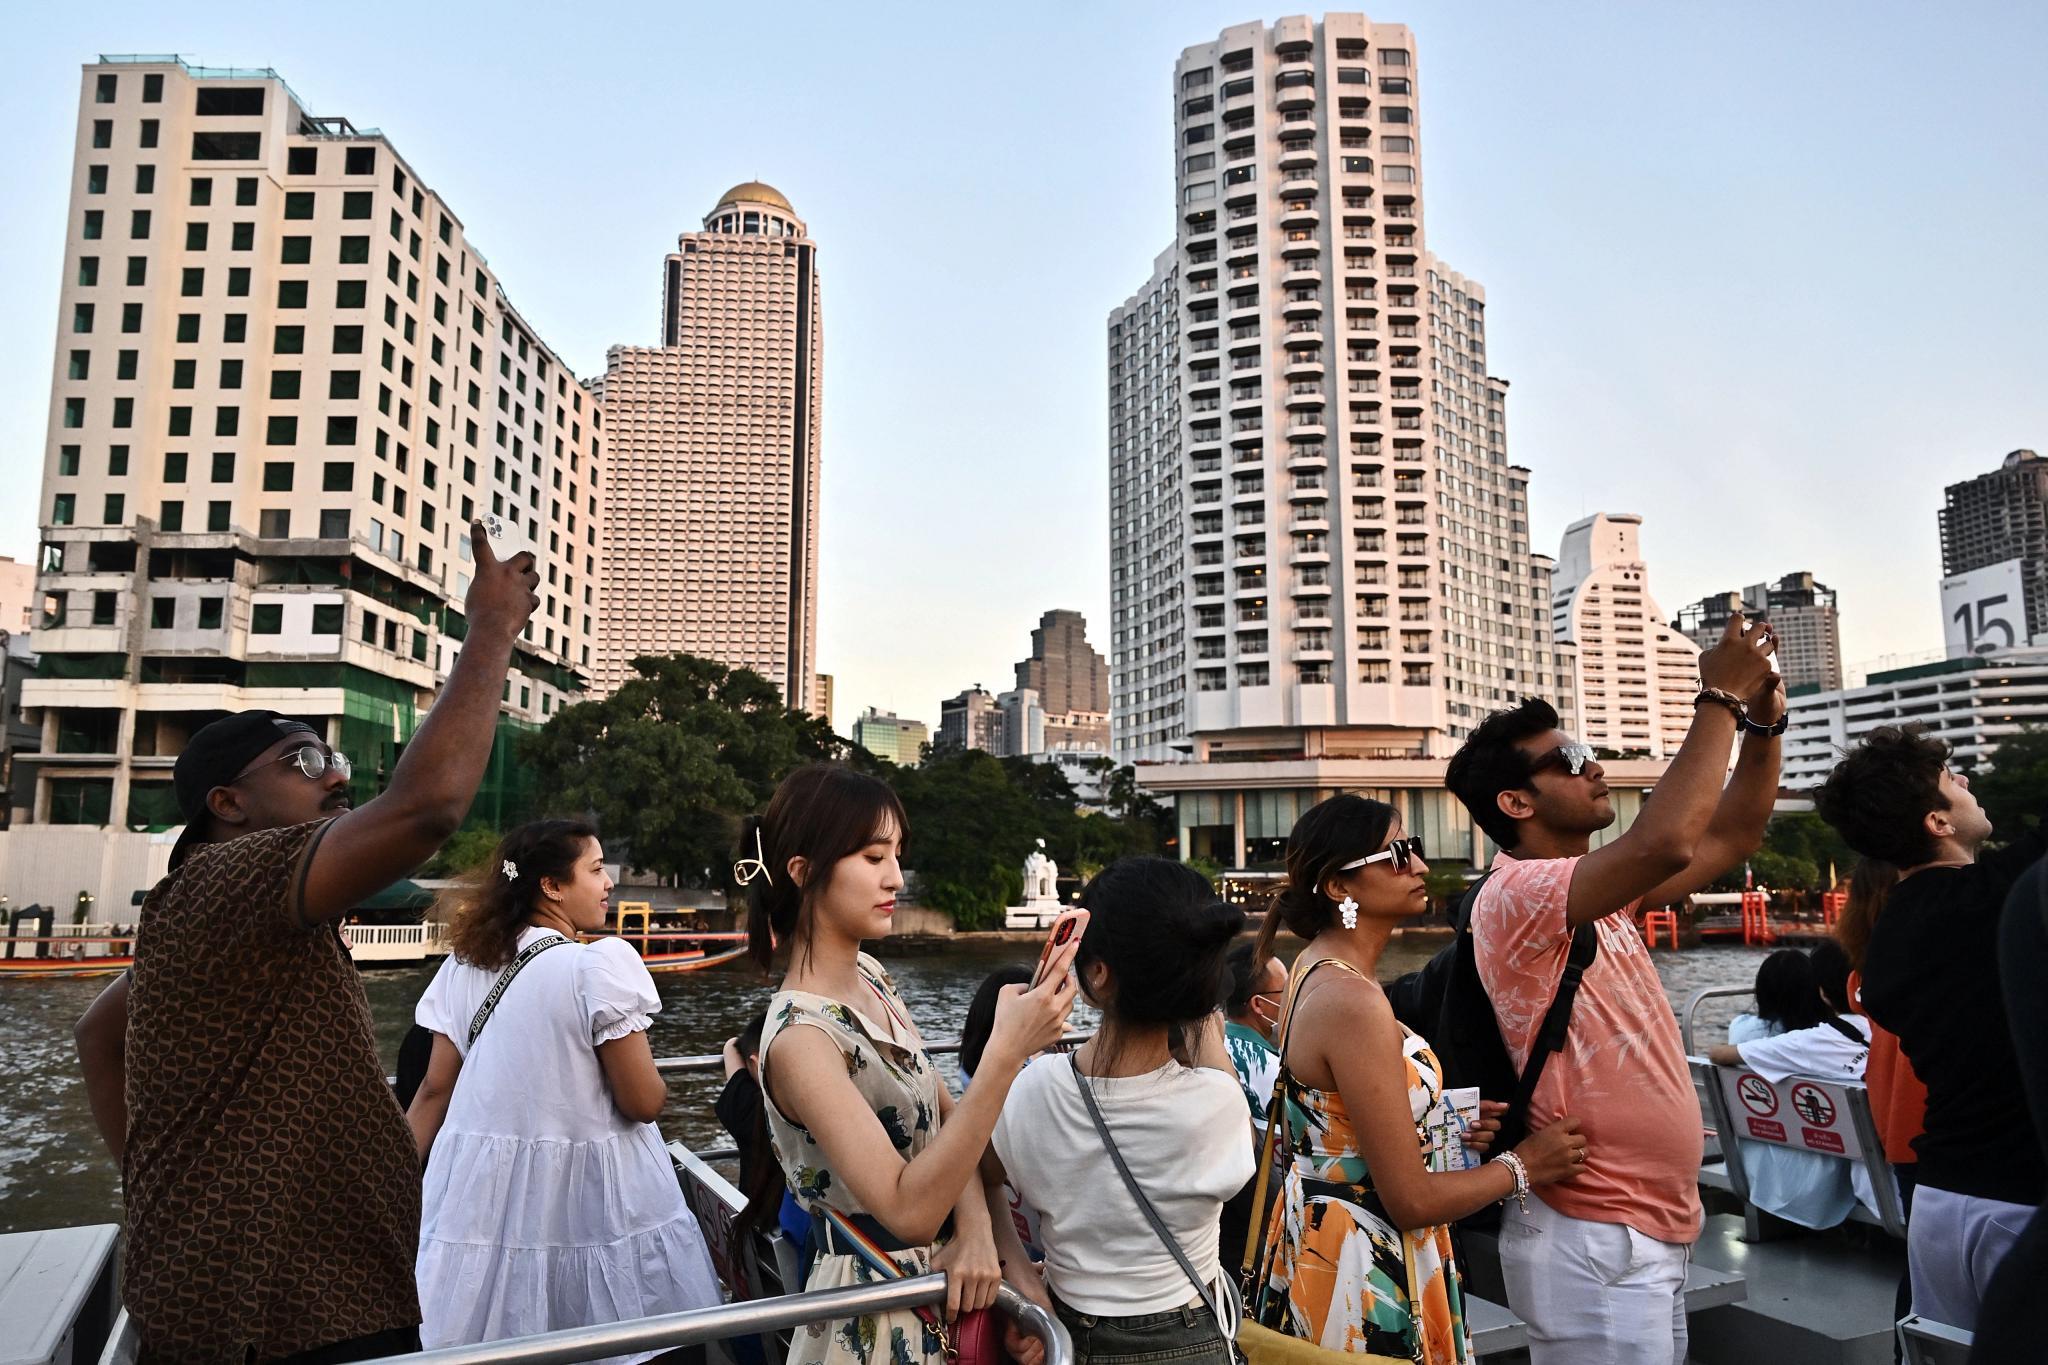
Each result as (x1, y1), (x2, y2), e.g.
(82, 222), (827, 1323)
(1680, 984), (1752, 1055)
(655, 1033), (1092, 1075)
(357, 1278), (1070, 1365)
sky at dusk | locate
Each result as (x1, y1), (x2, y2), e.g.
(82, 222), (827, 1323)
(2, 1), (2043, 731)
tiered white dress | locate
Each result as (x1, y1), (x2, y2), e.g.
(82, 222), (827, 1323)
(415, 926), (721, 1364)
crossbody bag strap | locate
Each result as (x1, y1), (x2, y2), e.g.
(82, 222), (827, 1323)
(1504, 921), (1599, 1130)
(466, 933), (570, 1048)
(814, 1206), (953, 1351)
(1069, 1056), (1235, 1338)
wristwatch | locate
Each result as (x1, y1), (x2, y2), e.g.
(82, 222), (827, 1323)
(1740, 710), (1788, 737)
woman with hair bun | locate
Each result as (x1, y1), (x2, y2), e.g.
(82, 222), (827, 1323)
(745, 764), (1079, 1365)
(406, 819), (720, 1362)
(1248, 796), (1586, 1364)
(986, 857), (1254, 1365)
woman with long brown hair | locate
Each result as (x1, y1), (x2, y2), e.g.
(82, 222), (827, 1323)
(406, 819), (719, 1362)
(743, 763), (1078, 1365)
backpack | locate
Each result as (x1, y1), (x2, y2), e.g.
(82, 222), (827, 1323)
(1386, 871), (1600, 1157)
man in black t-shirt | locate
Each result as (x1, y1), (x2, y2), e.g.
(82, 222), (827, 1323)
(1815, 726), (2047, 1333)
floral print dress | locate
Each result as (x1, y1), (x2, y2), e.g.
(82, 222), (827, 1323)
(760, 953), (948, 1365)
(1252, 957), (1472, 1365)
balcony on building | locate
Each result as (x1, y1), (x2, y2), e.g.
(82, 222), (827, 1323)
(1281, 231), (1320, 259)
(1277, 143), (1318, 173)
(1280, 176), (1320, 202)
(1277, 321), (1327, 349)
(1280, 202), (1321, 233)
(1275, 76), (1316, 110)
(1284, 351), (1325, 380)
(1286, 381), (1325, 409)
(1282, 291), (1323, 321)
(1287, 442), (1328, 470)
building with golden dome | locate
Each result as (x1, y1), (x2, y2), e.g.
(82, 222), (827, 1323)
(596, 182), (823, 712)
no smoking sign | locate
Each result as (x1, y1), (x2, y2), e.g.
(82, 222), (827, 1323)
(1737, 1074), (1778, 1118)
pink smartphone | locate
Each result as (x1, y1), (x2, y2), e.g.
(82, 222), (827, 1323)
(1032, 908), (1089, 988)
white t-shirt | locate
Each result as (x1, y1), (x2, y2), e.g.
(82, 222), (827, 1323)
(993, 1052), (1253, 1317)
(1735, 1013), (1872, 1084)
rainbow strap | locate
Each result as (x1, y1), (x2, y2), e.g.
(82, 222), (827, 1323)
(817, 1206), (955, 1356)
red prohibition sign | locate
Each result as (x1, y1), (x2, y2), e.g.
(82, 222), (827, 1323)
(1736, 1074), (1778, 1118)
(1790, 1082), (1837, 1128)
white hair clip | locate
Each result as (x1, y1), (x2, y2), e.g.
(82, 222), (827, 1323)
(732, 826), (773, 887)
(501, 859), (519, 882)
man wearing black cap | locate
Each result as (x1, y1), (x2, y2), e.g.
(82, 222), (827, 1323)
(74, 522), (538, 1364)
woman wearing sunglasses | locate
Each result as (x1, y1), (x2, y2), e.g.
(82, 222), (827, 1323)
(1245, 796), (1587, 1364)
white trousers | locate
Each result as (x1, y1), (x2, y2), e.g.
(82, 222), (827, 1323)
(1906, 1185), (2035, 1333)
(1498, 1196), (1691, 1365)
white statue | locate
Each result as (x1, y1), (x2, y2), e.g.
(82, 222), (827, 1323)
(1022, 839), (1059, 904)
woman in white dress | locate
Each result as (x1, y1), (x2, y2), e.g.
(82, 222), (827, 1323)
(406, 818), (720, 1362)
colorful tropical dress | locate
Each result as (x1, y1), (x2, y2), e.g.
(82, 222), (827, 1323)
(1252, 957), (1472, 1365)
(760, 952), (949, 1365)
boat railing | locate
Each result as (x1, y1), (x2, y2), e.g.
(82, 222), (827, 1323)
(347, 1278), (1069, 1365)
(653, 1033), (1093, 1075)
(1682, 984), (1909, 1242)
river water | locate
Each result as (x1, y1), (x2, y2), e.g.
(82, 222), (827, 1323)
(0, 937), (1772, 1235)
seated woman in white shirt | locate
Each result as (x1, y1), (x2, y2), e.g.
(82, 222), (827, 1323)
(1710, 942), (1874, 1230)
(986, 858), (1253, 1365)
(406, 819), (721, 1363)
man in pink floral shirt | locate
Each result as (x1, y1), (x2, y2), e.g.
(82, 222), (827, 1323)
(1444, 612), (1783, 1365)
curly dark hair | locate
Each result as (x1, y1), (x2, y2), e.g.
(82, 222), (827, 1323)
(1445, 699), (1563, 851)
(440, 819), (600, 971)
(1813, 726), (1951, 867)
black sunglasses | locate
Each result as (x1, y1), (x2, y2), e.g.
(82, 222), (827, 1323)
(1527, 743), (1596, 780)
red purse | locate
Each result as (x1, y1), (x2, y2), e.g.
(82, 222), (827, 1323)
(944, 1305), (1003, 1365)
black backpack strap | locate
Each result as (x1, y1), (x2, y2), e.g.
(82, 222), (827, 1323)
(1820, 1014), (1867, 1045)
(1503, 920), (1599, 1134)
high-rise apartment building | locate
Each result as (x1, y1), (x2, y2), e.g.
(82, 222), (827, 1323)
(1108, 248), (1187, 764)
(1939, 449), (2048, 643)
(1552, 514), (1701, 758)
(1015, 609), (1109, 718)
(27, 56), (601, 829)
(851, 707), (926, 767)
(596, 183), (822, 712)
(0, 558), (36, 634)
(938, 685), (1003, 753)
(1673, 572), (1843, 692)
(1108, 15), (1568, 770)
(1005, 609), (1110, 756)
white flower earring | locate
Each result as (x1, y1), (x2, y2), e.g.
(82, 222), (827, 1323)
(1338, 895), (1360, 931)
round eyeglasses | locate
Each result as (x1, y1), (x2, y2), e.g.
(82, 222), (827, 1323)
(231, 744), (352, 785)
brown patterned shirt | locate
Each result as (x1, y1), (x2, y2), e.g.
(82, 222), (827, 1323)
(123, 819), (422, 1363)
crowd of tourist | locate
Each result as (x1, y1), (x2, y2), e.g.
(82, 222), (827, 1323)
(65, 565), (2048, 1365)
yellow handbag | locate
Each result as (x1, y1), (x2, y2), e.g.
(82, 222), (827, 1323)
(1235, 959), (1414, 1365)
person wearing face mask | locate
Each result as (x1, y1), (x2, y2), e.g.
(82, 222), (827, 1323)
(406, 819), (721, 1362)
(1247, 796), (1588, 1365)
(746, 764), (1079, 1365)
(1442, 611), (1781, 1365)
(1814, 727), (2048, 1333)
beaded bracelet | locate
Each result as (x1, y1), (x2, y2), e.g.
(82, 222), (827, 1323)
(1694, 686), (1747, 720)
(1494, 1150), (1531, 1211)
